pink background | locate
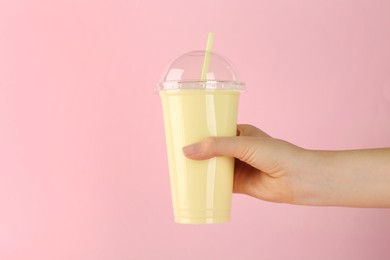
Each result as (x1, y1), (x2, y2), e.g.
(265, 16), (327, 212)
(1, 0), (390, 259)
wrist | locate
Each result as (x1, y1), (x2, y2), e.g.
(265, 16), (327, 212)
(290, 149), (338, 206)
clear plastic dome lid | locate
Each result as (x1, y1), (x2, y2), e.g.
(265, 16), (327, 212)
(158, 51), (245, 91)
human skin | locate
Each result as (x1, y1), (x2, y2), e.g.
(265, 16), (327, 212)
(183, 124), (390, 207)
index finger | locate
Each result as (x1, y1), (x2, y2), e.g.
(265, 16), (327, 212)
(237, 124), (271, 138)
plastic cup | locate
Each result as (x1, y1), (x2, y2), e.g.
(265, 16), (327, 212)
(157, 51), (245, 224)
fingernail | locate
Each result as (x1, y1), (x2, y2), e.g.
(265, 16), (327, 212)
(182, 144), (199, 156)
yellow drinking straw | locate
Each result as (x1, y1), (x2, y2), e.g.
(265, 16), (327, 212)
(200, 32), (215, 81)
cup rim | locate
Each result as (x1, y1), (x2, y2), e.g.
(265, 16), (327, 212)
(156, 80), (245, 92)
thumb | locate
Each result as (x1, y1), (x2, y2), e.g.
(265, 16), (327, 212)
(183, 136), (259, 164)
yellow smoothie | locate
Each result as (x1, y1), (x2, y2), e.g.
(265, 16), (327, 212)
(160, 89), (240, 224)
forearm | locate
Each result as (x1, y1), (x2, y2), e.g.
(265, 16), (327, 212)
(296, 148), (390, 207)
